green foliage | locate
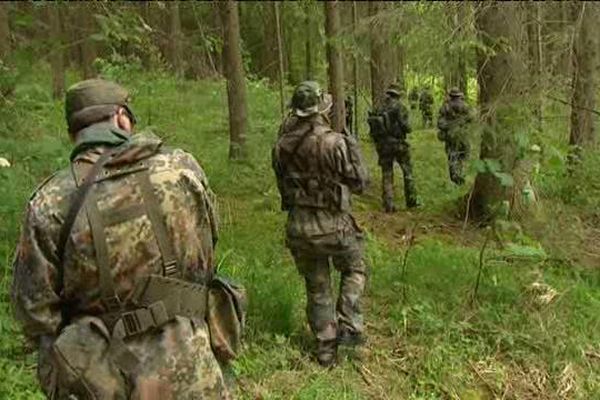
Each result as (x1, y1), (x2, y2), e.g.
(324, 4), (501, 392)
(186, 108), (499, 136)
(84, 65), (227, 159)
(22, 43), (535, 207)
(1, 65), (599, 399)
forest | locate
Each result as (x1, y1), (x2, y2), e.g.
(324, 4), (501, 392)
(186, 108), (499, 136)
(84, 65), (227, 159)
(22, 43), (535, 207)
(1, 2), (599, 399)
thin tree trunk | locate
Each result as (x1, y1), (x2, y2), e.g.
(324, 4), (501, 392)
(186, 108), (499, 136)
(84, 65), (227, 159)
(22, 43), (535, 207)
(80, 3), (97, 79)
(305, 3), (313, 80)
(219, 0), (248, 160)
(569, 3), (598, 150)
(352, 1), (359, 137)
(0, 3), (9, 61)
(527, 4), (543, 133)
(274, 2), (285, 118)
(325, 1), (345, 132)
(46, 3), (65, 99)
(169, 2), (183, 77)
(469, 3), (527, 222)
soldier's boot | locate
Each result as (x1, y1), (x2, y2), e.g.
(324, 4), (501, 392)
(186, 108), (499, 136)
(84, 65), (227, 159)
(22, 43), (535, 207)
(337, 330), (365, 347)
(335, 258), (367, 347)
(381, 166), (396, 213)
(316, 339), (338, 367)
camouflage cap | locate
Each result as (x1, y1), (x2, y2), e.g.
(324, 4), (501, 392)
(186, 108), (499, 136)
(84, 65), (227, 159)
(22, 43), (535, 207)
(385, 83), (402, 97)
(291, 81), (322, 117)
(65, 79), (135, 133)
(448, 87), (463, 98)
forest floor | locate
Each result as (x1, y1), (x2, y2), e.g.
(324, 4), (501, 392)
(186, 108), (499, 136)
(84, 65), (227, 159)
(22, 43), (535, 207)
(1, 72), (599, 399)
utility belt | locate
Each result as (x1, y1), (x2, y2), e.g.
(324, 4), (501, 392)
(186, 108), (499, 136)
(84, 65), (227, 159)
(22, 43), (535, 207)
(100, 274), (208, 341)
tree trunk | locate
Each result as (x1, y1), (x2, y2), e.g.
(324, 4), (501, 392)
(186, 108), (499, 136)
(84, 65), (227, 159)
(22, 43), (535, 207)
(369, 2), (395, 109)
(46, 3), (65, 99)
(79, 3), (97, 79)
(469, 3), (527, 222)
(325, 1), (345, 132)
(527, 3), (543, 133)
(305, 3), (313, 80)
(0, 3), (9, 61)
(569, 3), (598, 150)
(168, 2), (183, 77)
(274, 2), (285, 118)
(219, 0), (248, 160)
(445, 3), (468, 95)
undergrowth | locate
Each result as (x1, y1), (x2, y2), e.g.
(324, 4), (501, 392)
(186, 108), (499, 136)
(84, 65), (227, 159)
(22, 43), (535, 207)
(1, 65), (599, 399)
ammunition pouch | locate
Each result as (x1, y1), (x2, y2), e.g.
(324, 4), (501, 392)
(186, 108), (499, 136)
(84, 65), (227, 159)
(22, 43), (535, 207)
(207, 276), (247, 363)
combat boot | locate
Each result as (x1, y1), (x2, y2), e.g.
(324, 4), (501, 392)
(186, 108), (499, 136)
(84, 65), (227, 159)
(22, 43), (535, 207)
(316, 339), (338, 367)
(337, 329), (365, 347)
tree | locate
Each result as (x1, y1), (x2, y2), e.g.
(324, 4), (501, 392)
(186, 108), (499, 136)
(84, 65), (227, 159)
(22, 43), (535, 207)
(324, 1), (345, 132)
(527, 3), (543, 133)
(369, 2), (397, 109)
(218, 0), (248, 160)
(304, 3), (313, 80)
(469, 3), (528, 222)
(445, 3), (469, 95)
(168, 2), (184, 77)
(569, 3), (598, 151)
(46, 3), (65, 99)
(0, 3), (9, 61)
(79, 3), (97, 79)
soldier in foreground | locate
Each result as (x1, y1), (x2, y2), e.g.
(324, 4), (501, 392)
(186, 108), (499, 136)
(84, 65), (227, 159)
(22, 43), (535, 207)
(272, 81), (369, 367)
(419, 86), (434, 127)
(11, 79), (233, 399)
(437, 87), (473, 185)
(368, 84), (420, 212)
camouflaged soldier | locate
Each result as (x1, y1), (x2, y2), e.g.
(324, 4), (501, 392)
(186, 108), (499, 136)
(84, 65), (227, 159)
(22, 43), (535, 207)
(408, 87), (419, 111)
(437, 87), (473, 185)
(11, 79), (232, 399)
(368, 84), (420, 212)
(419, 86), (434, 127)
(272, 81), (369, 367)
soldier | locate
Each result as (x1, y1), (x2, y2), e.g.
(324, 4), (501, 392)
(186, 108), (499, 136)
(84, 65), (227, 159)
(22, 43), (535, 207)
(344, 95), (354, 136)
(437, 87), (473, 185)
(11, 79), (232, 399)
(408, 87), (419, 110)
(272, 81), (369, 367)
(419, 86), (434, 127)
(368, 83), (420, 212)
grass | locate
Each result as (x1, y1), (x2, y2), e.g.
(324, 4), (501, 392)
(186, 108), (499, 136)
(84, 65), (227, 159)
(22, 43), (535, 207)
(1, 65), (599, 399)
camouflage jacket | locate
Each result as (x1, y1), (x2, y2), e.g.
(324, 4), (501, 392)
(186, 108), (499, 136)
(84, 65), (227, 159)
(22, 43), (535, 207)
(11, 123), (230, 399)
(368, 96), (411, 158)
(272, 114), (368, 254)
(437, 98), (473, 141)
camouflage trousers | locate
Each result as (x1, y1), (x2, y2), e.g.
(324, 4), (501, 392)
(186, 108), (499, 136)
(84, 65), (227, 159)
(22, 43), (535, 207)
(291, 242), (367, 343)
(379, 143), (418, 210)
(38, 316), (232, 400)
(445, 139), (469, 185)
(421, 108), (433, 127)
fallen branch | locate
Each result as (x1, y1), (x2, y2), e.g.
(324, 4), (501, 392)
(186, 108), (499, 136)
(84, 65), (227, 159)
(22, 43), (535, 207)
(546, 94), (600, 116)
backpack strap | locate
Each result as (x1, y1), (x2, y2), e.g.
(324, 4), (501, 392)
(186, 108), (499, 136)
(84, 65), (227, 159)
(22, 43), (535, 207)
(56, 148), (119, 297)
(137, 170), (180, 277)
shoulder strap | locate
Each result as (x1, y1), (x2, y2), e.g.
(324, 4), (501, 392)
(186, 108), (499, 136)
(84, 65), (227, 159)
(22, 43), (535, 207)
(56, 148), (119, 296)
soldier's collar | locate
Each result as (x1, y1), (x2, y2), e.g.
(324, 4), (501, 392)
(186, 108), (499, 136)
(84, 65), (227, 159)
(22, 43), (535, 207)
(70, 122), (131, 161)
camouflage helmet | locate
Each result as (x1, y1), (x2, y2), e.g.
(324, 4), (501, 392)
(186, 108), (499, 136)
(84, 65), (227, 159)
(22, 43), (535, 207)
(291, 81), (334, 117)
(385, 83), (402, 98)
(65, 79), (136, 133)
(448, 87), (463, 98)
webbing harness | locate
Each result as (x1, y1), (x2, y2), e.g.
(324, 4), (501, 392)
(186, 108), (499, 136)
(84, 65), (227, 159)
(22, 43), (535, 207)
(57, 148), (207, 372)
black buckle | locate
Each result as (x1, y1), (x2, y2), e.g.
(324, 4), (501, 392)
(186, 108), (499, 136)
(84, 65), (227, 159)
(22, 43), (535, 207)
(103, 295), (122, 312)
(164, 260), (178, 277)
(122, 311), (142, 337)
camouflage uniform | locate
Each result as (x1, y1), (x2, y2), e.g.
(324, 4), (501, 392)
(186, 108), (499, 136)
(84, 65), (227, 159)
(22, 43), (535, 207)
(419, 88), (434, 127)
(272, 81), (369, 367)
(11, 79), (231, 399)
(437, 88), (473, 185)
(344, 96), (354, 136)
(368, 85), (419, 212)
(408, 88), (419, 110)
